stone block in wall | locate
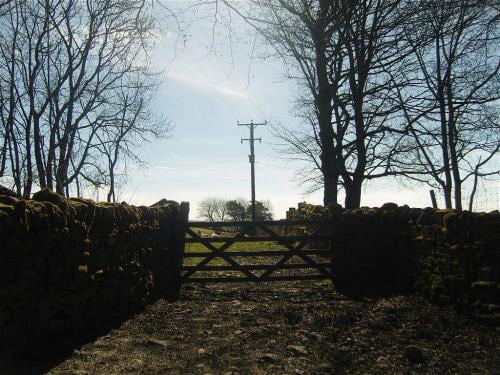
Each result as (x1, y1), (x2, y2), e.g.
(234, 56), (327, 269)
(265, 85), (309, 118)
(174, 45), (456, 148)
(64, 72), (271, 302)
(0, 185), (19, 198)
(471, 281), (500, 304)
(444, 211), (477, 244)
(478, 267), (494, 282)
(32, 189), (68, 210)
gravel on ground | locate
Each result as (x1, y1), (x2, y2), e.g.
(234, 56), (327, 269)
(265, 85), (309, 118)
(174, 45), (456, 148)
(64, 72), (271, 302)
(43, 281), (500, 374)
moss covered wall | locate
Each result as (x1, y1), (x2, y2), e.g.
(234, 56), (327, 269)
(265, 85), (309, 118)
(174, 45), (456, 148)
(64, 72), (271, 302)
(288, 203), (500, 325)
(0, 190), (188, 353)
(413, 209), (500, 325)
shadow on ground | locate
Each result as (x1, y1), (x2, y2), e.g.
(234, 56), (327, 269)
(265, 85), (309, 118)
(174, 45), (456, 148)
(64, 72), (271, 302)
(0, 318), (131, 375)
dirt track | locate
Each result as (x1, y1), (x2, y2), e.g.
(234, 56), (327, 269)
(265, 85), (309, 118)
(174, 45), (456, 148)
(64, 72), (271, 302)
(35, 281), (498, 374)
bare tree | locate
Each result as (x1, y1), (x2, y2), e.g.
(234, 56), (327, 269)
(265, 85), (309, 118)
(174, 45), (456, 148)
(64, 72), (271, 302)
(396, 0), (499, 210)
(219, 0), (415, 207)
(0, 0), (29, 196)
(171, 0), (341, 205)
(190, 0), (498, 210)
(93, 76), (170, 203)
(197, 197), (229, 222)
(0, 0), (168, 198)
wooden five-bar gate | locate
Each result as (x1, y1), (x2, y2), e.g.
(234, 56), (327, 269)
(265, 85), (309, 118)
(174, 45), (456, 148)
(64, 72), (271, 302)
(181, 219), (333, 283)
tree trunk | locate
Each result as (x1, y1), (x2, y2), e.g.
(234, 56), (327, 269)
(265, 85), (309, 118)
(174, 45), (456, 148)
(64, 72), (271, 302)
(350, 91), (367, 209)
(446, 81), (462, 210)
(315, 0), (337, 206)
(56, 91), (75, 196)
(23, 122), (33, 198)
(107, 161), (115, 203)
(435, 38), (453, 209)
(8, 126), (21, 197)
(344, 181), (362, 209)
(75, 175), (81, 197)
(468, 169), (479, 212)
(32, 114), (47, 189)
(0, 135), (7, 177)
(322, 150), (339, 206)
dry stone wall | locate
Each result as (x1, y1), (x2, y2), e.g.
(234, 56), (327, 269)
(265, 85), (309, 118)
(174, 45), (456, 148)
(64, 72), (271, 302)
(0, 190), (187, 353)
(414, 209), (500, 325)
(288, 203), (500, 325)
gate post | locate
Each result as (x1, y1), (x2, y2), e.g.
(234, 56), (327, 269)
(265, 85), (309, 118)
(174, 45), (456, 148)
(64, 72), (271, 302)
(328, 203), (341, 284)
(165, 201), (189, 301)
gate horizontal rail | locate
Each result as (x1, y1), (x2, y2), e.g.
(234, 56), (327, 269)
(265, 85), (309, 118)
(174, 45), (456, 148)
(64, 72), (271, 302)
(183, 249), (332, 257)
(183, 262), (332, 271)
(184, 235), (330, 243)
(183, 274), (329, 284)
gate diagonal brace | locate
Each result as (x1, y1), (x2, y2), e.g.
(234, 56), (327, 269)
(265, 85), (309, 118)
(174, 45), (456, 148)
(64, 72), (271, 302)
(184, 221), (254, 266)
(182, 224), (258, 281)
(256, 222), (332, 280)
(183, 227), (256, 279)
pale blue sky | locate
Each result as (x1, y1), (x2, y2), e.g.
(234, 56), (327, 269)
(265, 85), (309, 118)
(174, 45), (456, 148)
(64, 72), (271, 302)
(114, 3), (499, 219)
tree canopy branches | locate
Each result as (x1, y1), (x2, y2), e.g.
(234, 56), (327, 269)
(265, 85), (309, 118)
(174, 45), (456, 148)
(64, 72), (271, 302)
(198, 197), (273, 222)
(0, 0), (170, 199)
(201, 0), (499, 210)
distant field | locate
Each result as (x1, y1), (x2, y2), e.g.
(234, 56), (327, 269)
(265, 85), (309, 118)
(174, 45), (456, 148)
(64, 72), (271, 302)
(184, 228), (286, 267)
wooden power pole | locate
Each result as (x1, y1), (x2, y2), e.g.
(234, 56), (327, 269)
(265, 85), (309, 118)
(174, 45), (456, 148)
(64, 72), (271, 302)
(238, 120), (267, 221)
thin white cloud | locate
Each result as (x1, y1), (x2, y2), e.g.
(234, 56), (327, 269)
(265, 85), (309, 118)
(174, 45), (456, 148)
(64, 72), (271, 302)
(167, 71), (248, 99)
(149, 165), (177, 171)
